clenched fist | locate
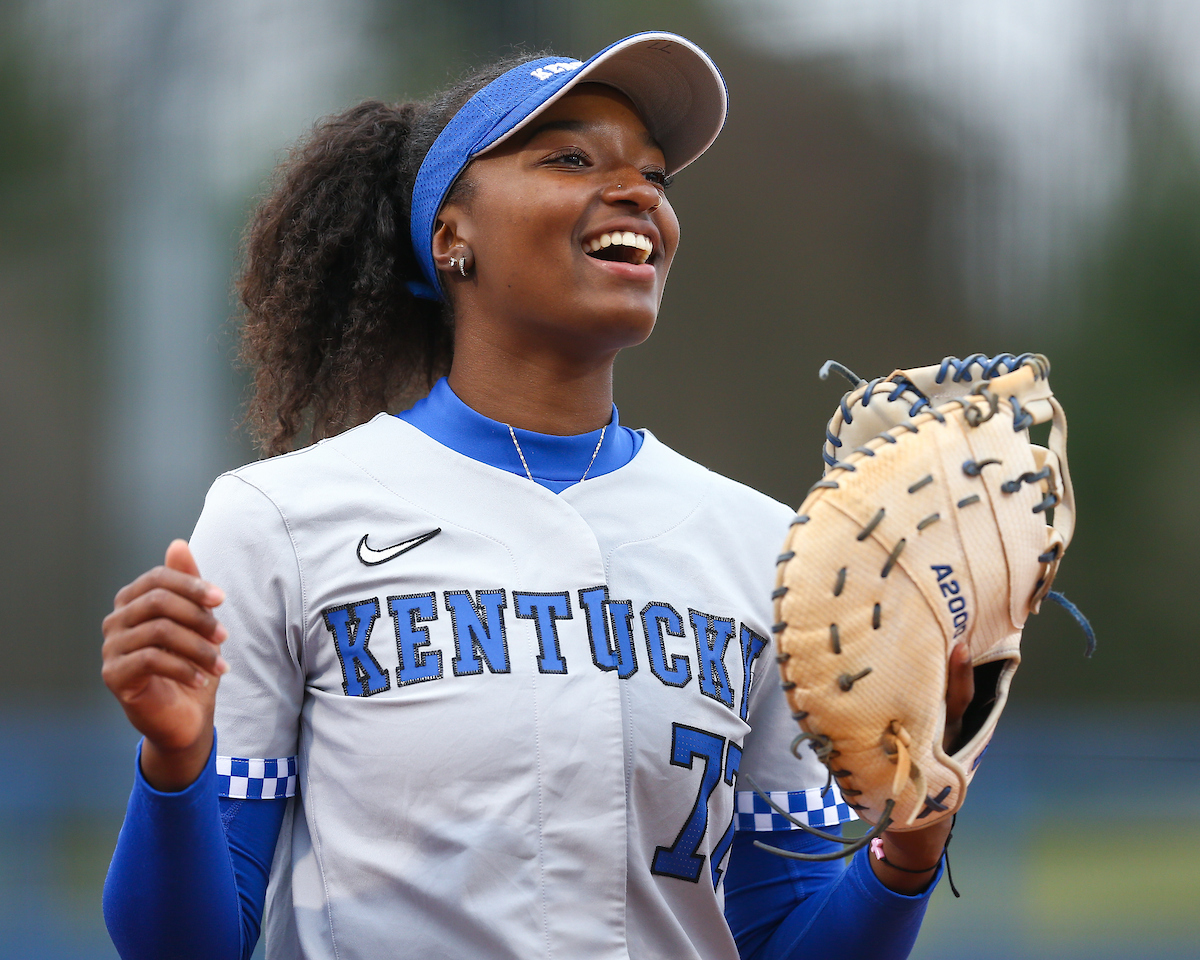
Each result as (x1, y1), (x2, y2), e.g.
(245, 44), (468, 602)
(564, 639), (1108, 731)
(101, 540), (229, 791)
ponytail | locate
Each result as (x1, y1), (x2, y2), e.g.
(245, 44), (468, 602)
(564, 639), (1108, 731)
(237, 54), (537, 456)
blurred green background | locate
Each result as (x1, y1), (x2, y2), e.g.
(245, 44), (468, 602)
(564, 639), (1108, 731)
(1, 0), (1197, 957)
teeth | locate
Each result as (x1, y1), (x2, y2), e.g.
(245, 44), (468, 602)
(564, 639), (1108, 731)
(582, 230), (654, 263)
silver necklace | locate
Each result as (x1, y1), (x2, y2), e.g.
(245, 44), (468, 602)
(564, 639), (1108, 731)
(507, 422), (607, 484)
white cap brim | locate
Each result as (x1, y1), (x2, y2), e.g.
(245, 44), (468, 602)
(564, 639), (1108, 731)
(481, 32), (728, 175)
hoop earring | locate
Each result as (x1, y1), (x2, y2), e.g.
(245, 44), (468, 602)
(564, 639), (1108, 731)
(447, 245), (473, 278)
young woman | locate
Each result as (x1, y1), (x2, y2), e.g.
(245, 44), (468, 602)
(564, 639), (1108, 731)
(101, 32), (972, 960)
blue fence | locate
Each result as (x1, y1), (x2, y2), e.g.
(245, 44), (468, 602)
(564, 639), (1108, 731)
(1, 701), (1195, 959)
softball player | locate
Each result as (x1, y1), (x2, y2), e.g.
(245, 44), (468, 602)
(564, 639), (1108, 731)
(101, 32), (970, 960)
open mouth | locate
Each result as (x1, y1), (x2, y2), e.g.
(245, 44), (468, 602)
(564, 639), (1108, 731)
(583, 231), (653, 266)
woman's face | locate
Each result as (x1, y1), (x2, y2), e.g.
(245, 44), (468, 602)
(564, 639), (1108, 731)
(435, 84), (681, 360)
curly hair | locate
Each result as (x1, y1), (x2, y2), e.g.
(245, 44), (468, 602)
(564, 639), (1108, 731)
(237, 55), (535, 456)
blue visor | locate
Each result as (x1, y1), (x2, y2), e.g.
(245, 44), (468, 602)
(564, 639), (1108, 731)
(408, 31), (727, 300)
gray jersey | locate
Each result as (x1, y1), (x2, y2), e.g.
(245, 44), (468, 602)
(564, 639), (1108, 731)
(192, 414), (854, 960)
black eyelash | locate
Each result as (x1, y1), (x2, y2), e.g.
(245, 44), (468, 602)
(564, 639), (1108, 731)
(542, 149), (673, 190)
(544, 148), (590, 166)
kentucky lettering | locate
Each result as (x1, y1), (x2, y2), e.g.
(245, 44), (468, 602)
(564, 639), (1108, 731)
(320, 586), (768, 717)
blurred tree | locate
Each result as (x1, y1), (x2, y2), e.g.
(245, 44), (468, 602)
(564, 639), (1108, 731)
(1019, 88), (1200, 702)
(371, 0), (577, 94)
(4, 0), (1194, 706)
(0, 2), (100, 697)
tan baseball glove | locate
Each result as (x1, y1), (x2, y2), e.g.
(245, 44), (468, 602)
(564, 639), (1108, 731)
(756, 354), (1091, 860)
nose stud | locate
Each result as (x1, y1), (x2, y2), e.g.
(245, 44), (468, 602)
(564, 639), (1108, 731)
(612, 181), (661, 212)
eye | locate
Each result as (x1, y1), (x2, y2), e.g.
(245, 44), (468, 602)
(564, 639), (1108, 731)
(643, 167), (674, 191)
(543, 148), (591, 168)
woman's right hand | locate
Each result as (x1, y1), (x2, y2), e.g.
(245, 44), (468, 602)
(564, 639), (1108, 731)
(101, 539), (229, 791)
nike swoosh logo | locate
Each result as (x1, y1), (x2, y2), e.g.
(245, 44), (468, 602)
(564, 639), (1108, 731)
(356, 528), (441, 566)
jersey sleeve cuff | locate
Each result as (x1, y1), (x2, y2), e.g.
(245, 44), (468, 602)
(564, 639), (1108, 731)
(216, 754), (298, 800)
(733, 786), (858, 832)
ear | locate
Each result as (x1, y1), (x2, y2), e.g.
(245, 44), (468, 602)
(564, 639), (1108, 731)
(431, 221), (457, 266)
(431, 205), (470, 274)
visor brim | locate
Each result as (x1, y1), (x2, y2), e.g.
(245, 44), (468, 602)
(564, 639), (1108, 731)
(478, 32), (728, 175)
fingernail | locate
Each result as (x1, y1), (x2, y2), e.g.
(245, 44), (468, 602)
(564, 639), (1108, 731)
(214, 624), (229, 643)
(205, 584), (226, 605)
(191, 672), (208, 688)
(215, 656), (230, 675)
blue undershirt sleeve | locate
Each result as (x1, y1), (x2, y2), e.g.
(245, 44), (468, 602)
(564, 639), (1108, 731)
(103, 739), (286, 960)
(724, 825), (939, 960)
(219, 795), (288, 955)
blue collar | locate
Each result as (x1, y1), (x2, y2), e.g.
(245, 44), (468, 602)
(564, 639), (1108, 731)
(398, 378), (643, 493)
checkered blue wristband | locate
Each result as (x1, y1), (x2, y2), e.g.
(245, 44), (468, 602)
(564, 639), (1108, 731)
(216, 755), (297, 800)
(733, 786), (857, 831)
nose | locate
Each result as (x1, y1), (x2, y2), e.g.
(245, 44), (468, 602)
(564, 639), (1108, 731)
(601, 177), (663, 213)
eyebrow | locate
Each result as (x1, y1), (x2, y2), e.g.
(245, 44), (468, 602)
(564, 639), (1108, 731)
(522, 117), (661, 151)
(523, 118), (589, 139)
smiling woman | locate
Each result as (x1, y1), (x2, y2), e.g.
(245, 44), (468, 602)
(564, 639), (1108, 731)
(100, 32), (959, 960)
(438, 85), (681, 436)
